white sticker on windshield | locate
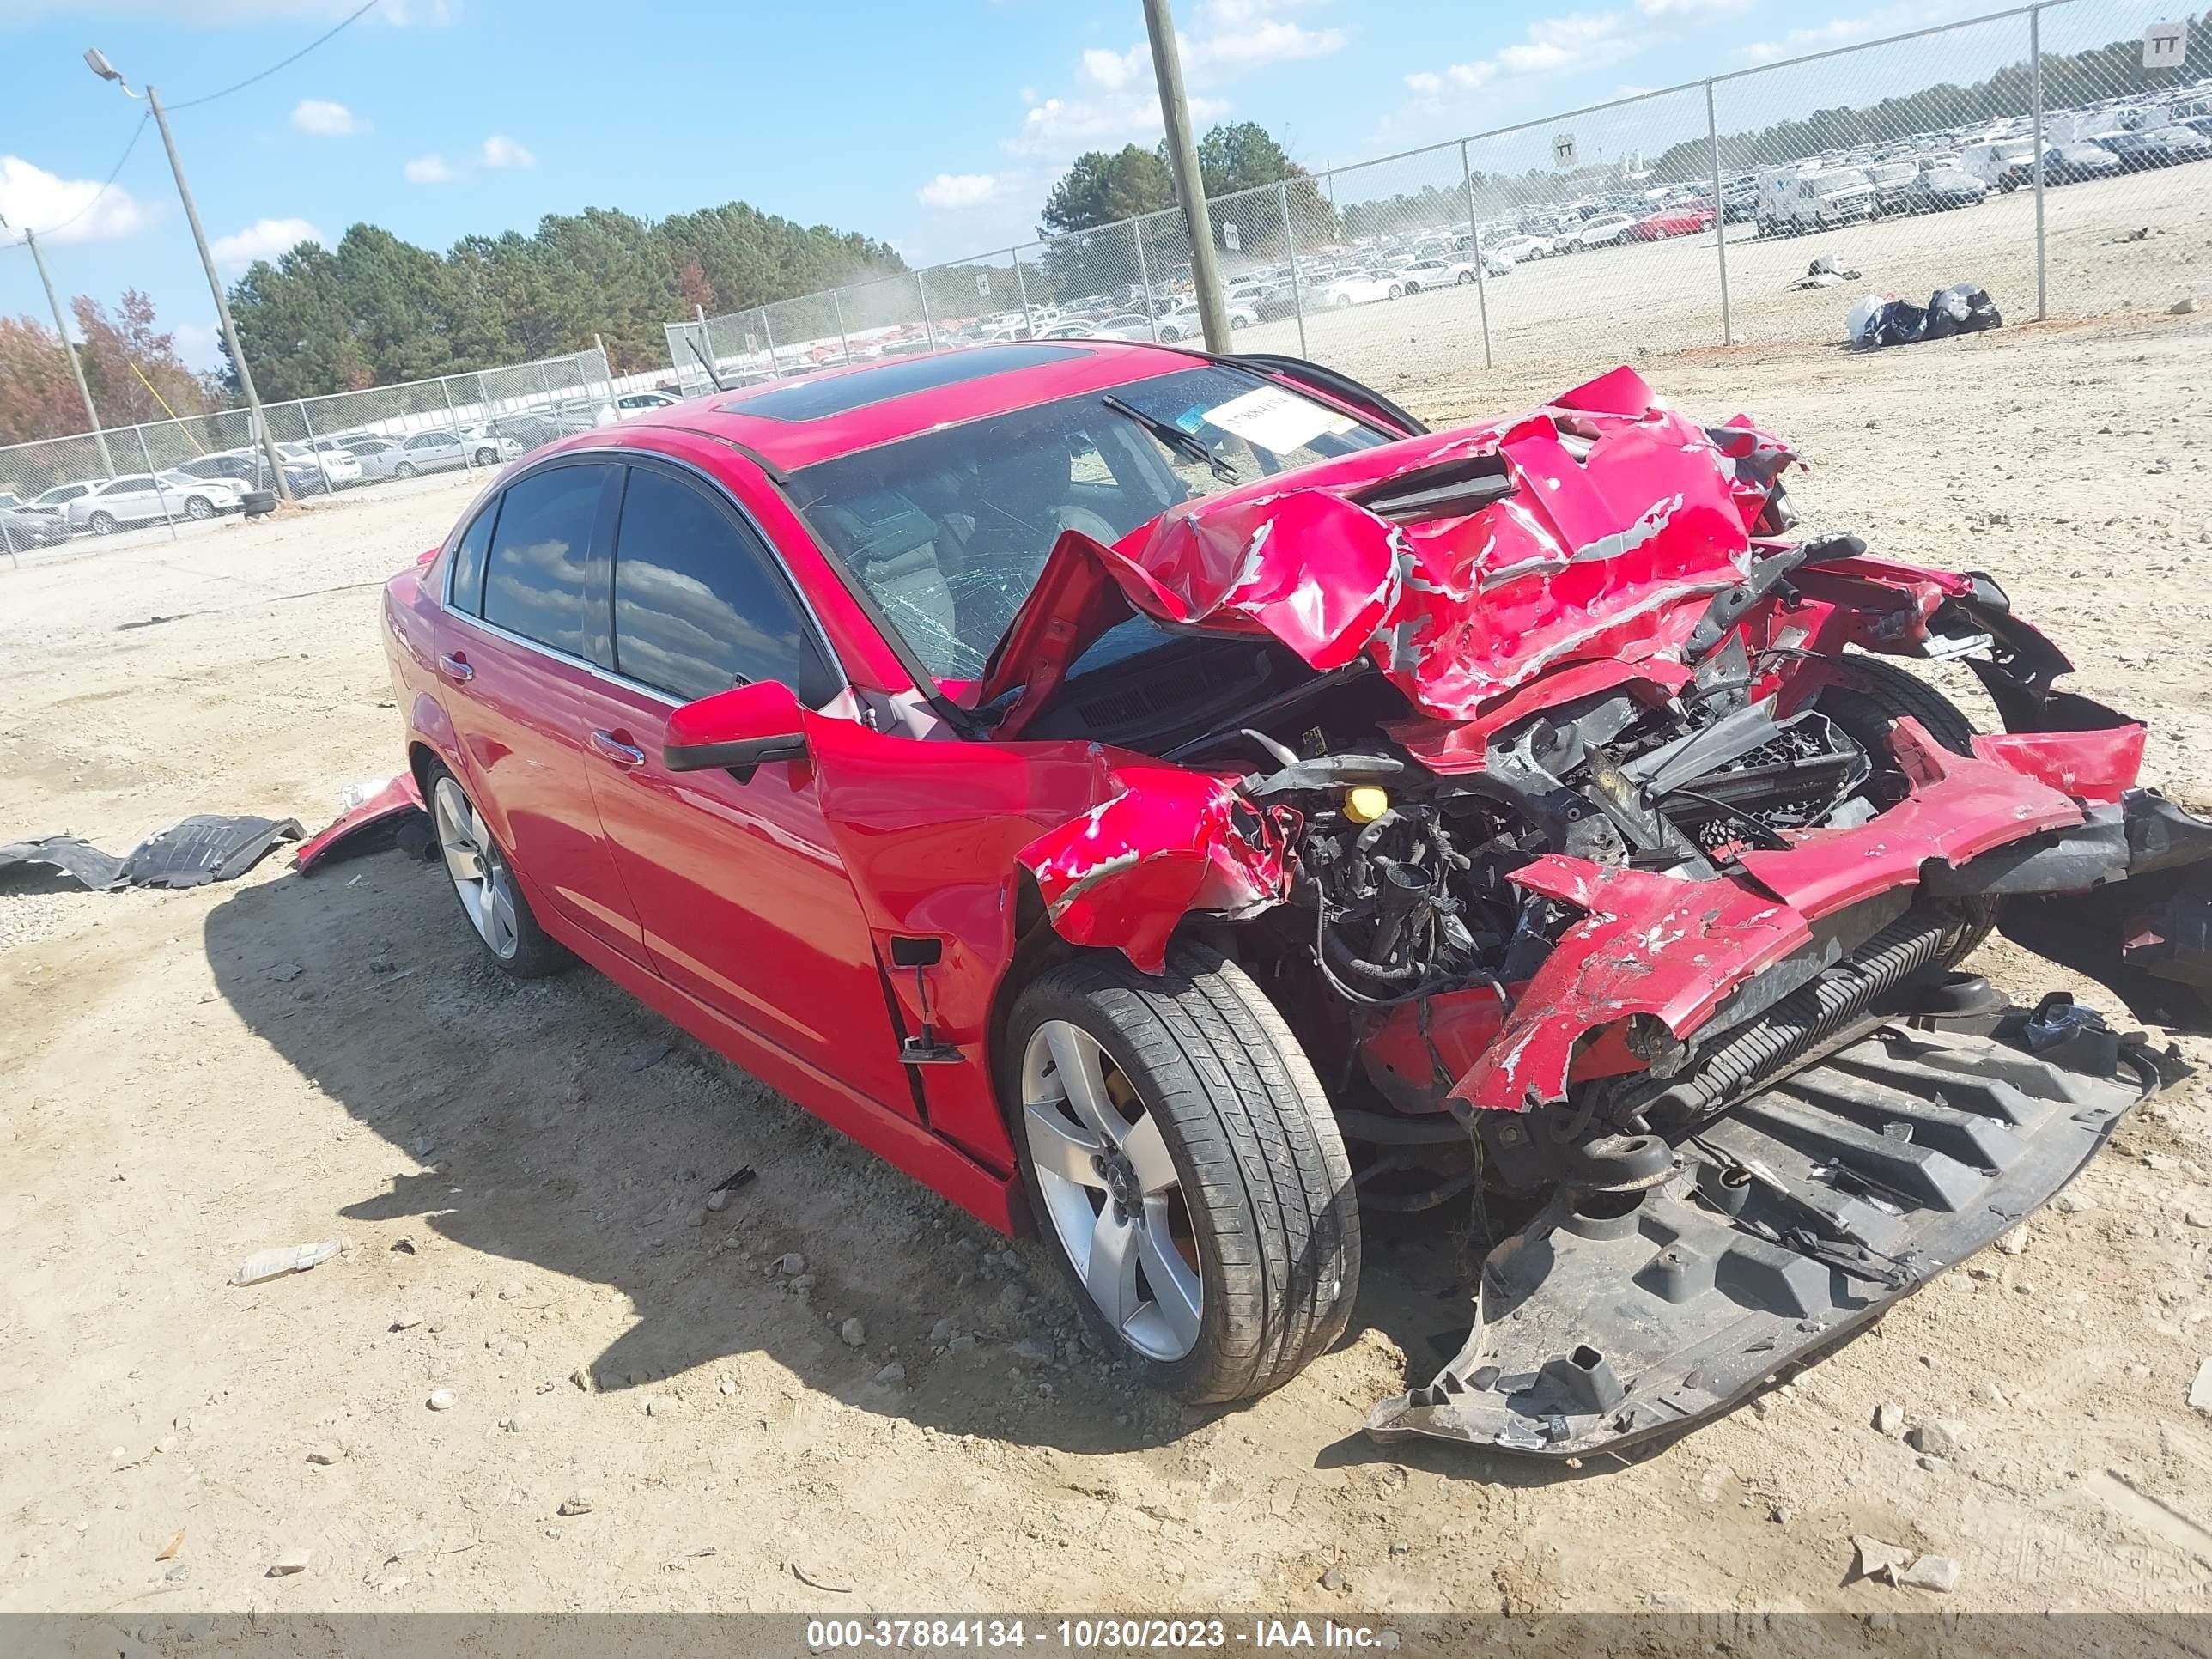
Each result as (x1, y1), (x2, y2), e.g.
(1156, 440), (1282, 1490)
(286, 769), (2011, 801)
(1204, 386), (1355, 455)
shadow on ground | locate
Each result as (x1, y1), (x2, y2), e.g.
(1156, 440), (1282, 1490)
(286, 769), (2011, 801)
(204, 843), (1531, 1476)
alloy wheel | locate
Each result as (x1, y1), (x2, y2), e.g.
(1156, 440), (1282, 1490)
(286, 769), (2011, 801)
(186, 496), (213, 520)
(1021, 1018), (1203, 1362)
(434, 775), (520, 962)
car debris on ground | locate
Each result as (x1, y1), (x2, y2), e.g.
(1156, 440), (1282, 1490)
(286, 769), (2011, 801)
(0, 813), (302, 890)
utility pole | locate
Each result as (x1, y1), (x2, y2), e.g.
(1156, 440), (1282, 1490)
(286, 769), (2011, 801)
(84, 48), (293, 502)
(1141, 0), (1229, 353)
(1, 211), (116, 475)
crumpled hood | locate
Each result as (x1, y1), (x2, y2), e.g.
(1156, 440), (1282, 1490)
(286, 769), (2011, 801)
(977, 365), (1793, 733)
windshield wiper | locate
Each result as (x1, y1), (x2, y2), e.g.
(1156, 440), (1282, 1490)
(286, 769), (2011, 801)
(1101, 394), (1239, 484)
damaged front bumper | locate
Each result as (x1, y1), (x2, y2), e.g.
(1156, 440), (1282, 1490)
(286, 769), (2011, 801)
(1367, 1011), (2170, 1457)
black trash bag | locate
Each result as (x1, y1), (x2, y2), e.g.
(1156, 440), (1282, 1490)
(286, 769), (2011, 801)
(1868, 296), (1927, 348)
(1920, 282), (2003, 341)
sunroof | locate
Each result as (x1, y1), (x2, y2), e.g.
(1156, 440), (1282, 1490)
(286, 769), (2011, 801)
(717, 343), (1091, 422)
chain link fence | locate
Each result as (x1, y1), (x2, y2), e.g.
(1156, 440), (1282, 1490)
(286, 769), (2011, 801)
(1, 347), (611, 560)
(671, 0), (2208, 405)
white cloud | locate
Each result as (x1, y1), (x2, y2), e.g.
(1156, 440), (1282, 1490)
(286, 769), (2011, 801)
(290, 98), (362, 136)
(918, 172), (1008, 209)
(1187, 17), (1347, 75)
(171, 319), (222, 368)
(1081, 46), (1142, 90)
(0, 154), (149, 245)
(1010, 88), (1232, 157)
(5, 1), (455, 23)
(403, 153), (455, 184)
(210, 216), (325, 269)
(1634, 0), (1752, 15)
(477, 134), (535, 169)
(1737, 0), (1984, 64)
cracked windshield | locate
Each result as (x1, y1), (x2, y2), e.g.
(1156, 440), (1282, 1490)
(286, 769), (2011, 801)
(788, 364), (1388, 681)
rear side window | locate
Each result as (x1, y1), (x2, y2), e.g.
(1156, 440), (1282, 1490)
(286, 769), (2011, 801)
(611, 466), (818, 703)
(447, 502), (499, 617)
(483, 466), (608, 658)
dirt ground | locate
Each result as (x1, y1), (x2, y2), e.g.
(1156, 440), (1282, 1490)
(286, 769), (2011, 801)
(5, 307), (2212, 1630)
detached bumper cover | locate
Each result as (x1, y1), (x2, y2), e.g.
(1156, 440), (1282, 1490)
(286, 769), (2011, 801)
(1367, 1018), (2160, 1457)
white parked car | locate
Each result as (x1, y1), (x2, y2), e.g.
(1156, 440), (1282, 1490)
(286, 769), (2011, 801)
(340, 438), (411, 482)
(68, 471), (243, 534)
(1556, 214), (1638, 252)
(386, 427), (524, 477)
(1397, 254), (1508, 292)
(277, 441), (362, 489)
(616, 390), (684, 417)
(1485, 235), (1550, 264)
(1155, 300), (1256, 341)
(1320, 269), (1403, 307)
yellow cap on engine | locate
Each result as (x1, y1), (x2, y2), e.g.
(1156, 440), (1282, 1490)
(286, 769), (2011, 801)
(1344, 786), (1390, 824)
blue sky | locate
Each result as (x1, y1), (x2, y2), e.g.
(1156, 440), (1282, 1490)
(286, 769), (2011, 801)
(0, 0), (2148, 368)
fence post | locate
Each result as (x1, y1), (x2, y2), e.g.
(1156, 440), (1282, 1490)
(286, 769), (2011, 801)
(1012, 246), (1036, 340)
(1279, 180), (1307, 359)
(136, 425), (178, 541)
(592, 335), (612, 401)
(443, 376), (471, 472)
(1131, 218), (1158, 343)
(2031, 4), (2047, 321)
(761, 307), (780, 376)
(1705, 81), (1733, 347)
(297, 398), (320, 495)
(831, 289), (853, 365)
(1460, 140), (1495, 372)
(915, 276), (935, 350)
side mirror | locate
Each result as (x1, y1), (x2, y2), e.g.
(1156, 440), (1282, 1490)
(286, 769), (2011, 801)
(663, 680), (807, 775)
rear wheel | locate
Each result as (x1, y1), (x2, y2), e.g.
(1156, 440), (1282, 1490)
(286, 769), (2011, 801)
(89, 512), (118, 536)
(1456, 270), (1476, 284)
(1006, 944), (1358, 1405)
(394, 461), (416, 479)
(428, 764), (572, 979)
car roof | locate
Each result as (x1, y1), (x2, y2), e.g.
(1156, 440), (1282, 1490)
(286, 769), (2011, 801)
(610, 338), (1211, 470)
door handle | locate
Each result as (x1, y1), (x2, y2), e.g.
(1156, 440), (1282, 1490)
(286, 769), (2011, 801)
(590, 729), (647, 768)
(437, 652), (474, 684)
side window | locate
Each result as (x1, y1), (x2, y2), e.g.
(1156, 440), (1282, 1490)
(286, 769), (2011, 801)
(446, 500), (500, 617)
(108, 476), (153, 493)
(482, 465), (609, 658)
(611, 466), (817, 704)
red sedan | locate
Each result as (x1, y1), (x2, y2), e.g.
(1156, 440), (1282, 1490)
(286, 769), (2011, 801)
(1627, 202), (1716, 240)
(381, 340), (2208, 1454)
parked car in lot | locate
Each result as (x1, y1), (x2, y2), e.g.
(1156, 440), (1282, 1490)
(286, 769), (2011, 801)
(1155, 300), (1255, 341)
(1900, 164), (1989, 212)
(0, 505), (72, 549)
(1320, 268), (1404, 306)
(1627, 203), (1714, 240)
(368, 339), (2212, 1456)
(387, 427), (524, 477)
(27, 481), (99, 525)
(1863, 161), (1920, 216)
(1484, 234), (1550, 264)
(1398, 252), (1509, 290)
(617, 390), (684, 416)
(1960, 137), (2038, 191)
(1757, 167), (1875, 234)
(2099, 125), (2212, 169)
(1555, 213), (1637, 252)
(174, 448), (323, 499)
(2039, 141), (2123, 184)
(277, 441), (362, 490)
(68, 471), (242, 534)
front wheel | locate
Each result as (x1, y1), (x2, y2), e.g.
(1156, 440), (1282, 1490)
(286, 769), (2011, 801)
(1333, 294), (1352, 308)
(394, 461), (416, 479)
(1386, 284), (1403, 300)
(474, 447), (498, 466)
(1006, 944), (1358, 1405)
(185, 495), (214, 520)
(1228, 314), (1247, 330)
(1456, 269), (1476, 284)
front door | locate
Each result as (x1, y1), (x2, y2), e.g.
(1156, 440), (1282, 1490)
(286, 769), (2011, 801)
(434, 460), (647, 963)
(570, 459), (915, 1112)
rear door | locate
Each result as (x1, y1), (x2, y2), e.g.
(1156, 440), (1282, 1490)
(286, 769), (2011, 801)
(567, 457), (915, 1111)
(434, 459), (647, 963)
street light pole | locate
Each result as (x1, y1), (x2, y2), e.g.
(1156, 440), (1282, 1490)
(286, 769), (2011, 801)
(84, 47), (293, 503)
(0, 211), (117, 475)
(1140, 0), (1229, 354)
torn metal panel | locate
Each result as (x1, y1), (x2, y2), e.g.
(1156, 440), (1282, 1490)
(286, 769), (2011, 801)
(294, 773), (430, 872)
(1446, 858), (1812, 1114)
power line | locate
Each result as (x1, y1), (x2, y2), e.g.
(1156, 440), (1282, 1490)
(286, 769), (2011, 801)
(1, 112), (151, 245)
(168, 0), (382, 112)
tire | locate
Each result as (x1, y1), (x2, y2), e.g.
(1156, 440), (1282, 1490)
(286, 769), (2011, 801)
(425, 763), (574, 980)
(394, 461), (416, 479)
(89, 512), (118, 536)
(1401, 281), (1421, 295)
(1228, 314), (1247, 330)
(1334, 294), (1352, 308)
(1386, 284), (1402, 300)
(1456, 270), (1476, 285)
(1005, 942), (1359, 1406)
(185, 495), (214, 520)
(1815, 655), (1994, 964)
(474, 447), (498, 466)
